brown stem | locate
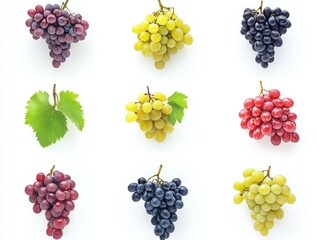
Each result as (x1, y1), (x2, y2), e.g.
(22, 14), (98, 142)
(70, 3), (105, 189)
(158, 0), (164, 9)
(61, 0), (70, 10)
(146, 86), (152, 100)
(261, 165), (272, 183)
(53, 84), (58, 107)
(157, 0), (172, 11)
(257, 0), (264, 13)
(61, 0), (73, 14)
(156, 164), (163, 177)
(49, 165), (56, 176)
(264, 165), (271, 177)
(147, 164), (164, 184)
(259, 80), (264, 95)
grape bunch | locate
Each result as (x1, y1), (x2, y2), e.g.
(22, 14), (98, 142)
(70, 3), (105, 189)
(233, 166), (296, 236)
(132, 0), (193, 69)
(25, 1), (89, 68)
(128, 165), (188, 239)
(125, 88), (174, 142)
(240, 1), (291, 68)
(239, 81), (299, 146)
(24, 166), (79, 239)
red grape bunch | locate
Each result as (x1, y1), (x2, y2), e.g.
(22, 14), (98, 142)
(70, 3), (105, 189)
(25, 1), (89, 68)
(239, 81), (299, 146)
(24, 166), (79, 239)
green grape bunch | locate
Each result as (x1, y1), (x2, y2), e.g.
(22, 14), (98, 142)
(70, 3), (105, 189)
(132, 0), (193, 69)
(233, 166), (296, 236)
(125, 87), (188, 142)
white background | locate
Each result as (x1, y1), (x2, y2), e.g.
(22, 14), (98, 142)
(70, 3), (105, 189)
(0, 0), (317, 239)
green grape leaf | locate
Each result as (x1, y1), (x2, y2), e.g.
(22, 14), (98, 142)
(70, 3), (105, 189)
(168, 92), (188, 125)
(25, 91), (68, 147)
(167, 102), (184, 125)
(58, 91), (84, 131)
(168, 92), (188, 109)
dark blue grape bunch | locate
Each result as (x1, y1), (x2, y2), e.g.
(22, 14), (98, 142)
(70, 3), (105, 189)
(240, 0), (291, 68)
(128, 165), (188, 240)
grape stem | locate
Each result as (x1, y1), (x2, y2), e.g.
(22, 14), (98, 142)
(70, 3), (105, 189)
(157, 0), (172, 11)
(259, 80), (270, 95)
(61, 0), (72, 14)
(147, 164), (164, 184)
(53, 84), (59, 107)
(49, 165), (56, 176)
(261, 165), (272, 182)
(259, 80), (264, 95)
(257, 0), (264, 13)
(146, 86), (152, 100)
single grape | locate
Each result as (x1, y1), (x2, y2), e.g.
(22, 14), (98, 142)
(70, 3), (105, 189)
(126, 112), (137, 122)
(53, 218), (67, 229)
(52, 229), (63, 239)
(154, 129), (166, 142)
(47, 183), (58, 193)
(142, 102), (153, 113)
(25, 185), (35, 195)
(153, 100), (164, 110)
(251, 171), (264, 182)
(273, 175), (286, 186)
(234, 194), (244, 204)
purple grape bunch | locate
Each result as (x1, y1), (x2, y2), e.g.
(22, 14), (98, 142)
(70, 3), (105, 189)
(240, 2), (291, 68)
(25, 2), (89, 68)
(24, 166), (79, 239)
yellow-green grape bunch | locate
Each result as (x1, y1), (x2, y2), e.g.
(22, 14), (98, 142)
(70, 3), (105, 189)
(132, 5), (193, 69)
(125, 90), (174, 142)
(233, 166), (296, 236)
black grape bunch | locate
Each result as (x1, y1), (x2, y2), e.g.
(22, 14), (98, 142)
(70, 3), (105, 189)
(128, 165), (188, 240)
(240, 0), (291, 68)
(25, 0), (89, 68)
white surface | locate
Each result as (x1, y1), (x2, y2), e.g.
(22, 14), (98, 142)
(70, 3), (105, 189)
(0, 0), (317, 239)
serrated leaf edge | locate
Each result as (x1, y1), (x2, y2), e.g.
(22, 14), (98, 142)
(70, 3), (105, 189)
(24, 90), (69, 147)
(57, 90), (85, 131)
(168, 102), (185, 125)
(168, 92), (188, 109)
